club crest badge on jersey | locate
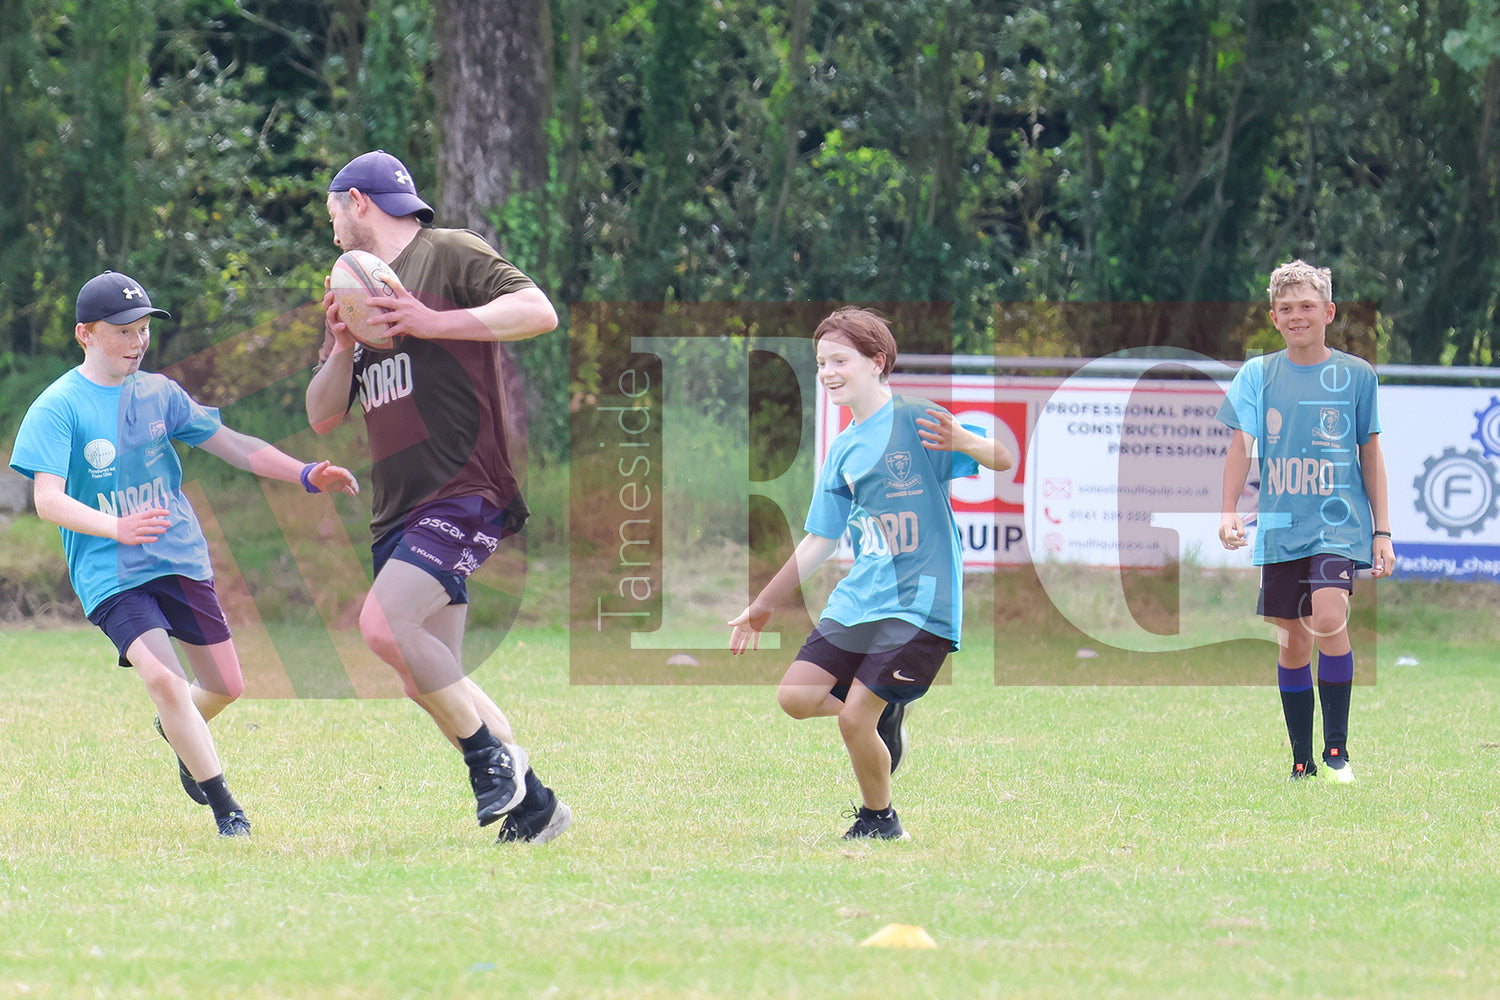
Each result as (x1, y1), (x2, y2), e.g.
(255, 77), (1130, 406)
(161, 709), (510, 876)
(884, 451), (921, 491)
(1315, 406), (1344, 444)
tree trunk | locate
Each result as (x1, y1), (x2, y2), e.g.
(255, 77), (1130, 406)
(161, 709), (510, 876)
(432, 0), (552, 247)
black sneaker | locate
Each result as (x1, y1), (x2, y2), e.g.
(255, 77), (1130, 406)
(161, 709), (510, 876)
(1289, 761), (1319, 781)
(154, 716), (209, 806)
(465, 742), (528, 827)
(216, 810), (251, 837)
(841, 805), (908, 840)
(496, 784), (573, 845)
(876, 700), (908, 775)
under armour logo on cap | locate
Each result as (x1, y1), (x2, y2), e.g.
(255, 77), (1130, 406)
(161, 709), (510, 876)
(329, 150), (434, 224)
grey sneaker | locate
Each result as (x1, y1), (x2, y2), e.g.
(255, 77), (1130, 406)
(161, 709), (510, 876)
(216, 810), (251, 837)
(841, 805), (908, 840)
(154, 716), (209, 806)
(465, 741), (529, 827)
(876, 700), (908, 775)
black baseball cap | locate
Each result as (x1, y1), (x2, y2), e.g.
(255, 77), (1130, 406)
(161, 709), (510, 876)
(328, 149), (435, 224)
(76, 271), (171, 325)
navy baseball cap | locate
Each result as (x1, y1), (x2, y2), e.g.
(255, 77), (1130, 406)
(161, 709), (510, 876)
(76, 271), (171, 325)
(329, 149), (435, 224)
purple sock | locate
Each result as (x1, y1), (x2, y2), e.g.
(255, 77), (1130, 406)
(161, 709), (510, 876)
(1278, 663), (1313, 692)
(1318, 650), (1355, 685)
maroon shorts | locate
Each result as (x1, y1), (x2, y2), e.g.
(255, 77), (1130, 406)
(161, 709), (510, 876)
(372, 494), (529, 605)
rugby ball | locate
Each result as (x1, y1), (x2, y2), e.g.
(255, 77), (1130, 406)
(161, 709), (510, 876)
(329, 249), (403, 347)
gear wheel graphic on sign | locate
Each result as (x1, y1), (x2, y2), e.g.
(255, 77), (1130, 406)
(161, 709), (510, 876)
(1473, 396), (1500, 459)
(1412, 446), (1500, 538)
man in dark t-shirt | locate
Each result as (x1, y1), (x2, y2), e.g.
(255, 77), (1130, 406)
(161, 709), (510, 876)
(307, 150), (570, 844)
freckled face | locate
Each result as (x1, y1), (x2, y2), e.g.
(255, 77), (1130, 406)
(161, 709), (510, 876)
(80, 318), (151, 384)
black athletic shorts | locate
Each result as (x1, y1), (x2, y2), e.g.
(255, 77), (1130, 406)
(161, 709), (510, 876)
(794, 617), (953, 706)
(88, 575), (232, 668)
(1257, 553), (1356, 620)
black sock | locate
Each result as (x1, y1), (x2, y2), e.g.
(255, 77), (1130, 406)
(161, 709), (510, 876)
(1318, 650), (1354, 755)
(520, 769), (551, 813)
(198, 773), (241, 818)
(458, 723), (496, 756)
(1318, 683), (1352, 755)
(860, 804), (895, 820)
(1280, 688), (1316, 765)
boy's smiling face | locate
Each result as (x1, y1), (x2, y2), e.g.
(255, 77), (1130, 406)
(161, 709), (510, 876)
(1269, 282), (1336, 356)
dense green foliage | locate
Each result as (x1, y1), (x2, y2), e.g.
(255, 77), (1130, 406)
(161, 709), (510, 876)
(4, 0), (1500, 456)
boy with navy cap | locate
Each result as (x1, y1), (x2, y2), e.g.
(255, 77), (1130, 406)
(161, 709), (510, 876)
(11, 271), (360, 837)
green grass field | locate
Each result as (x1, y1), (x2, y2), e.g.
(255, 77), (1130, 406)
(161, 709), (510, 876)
(2, 619), (1499, 999)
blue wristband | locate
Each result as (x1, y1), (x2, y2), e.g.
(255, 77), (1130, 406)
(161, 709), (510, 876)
(300, 463), (321, 494)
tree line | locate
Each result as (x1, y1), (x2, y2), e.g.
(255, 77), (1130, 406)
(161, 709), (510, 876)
(3, 0), (1498, 446)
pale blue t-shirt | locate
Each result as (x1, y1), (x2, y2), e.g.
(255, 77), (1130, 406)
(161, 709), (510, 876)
(1216, 349), (1381, 567)
(10, 368), (222, 613)
(806, 395), (980, 649)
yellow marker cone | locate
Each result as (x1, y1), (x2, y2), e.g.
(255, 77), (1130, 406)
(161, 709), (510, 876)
(859, 923), (937, 949)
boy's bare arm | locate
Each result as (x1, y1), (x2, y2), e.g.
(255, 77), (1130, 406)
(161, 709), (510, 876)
(1219, 429), (1255, 549)
(1360, 433), (1394, 577)
(33, 473), (169, 544)
(197, 427), (359, 494)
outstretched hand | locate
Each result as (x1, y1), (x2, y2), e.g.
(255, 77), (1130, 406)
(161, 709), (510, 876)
(115, 506), (171, 545)
(728, 605), (772, 654)
(305, 460), (360, 496)
(915, 408), (960, 452)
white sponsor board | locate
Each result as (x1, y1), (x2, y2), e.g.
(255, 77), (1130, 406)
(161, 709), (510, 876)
(1024, 365), (1241, 570)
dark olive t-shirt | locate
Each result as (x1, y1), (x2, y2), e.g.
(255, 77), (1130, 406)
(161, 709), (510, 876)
(348, 228), (536, 538)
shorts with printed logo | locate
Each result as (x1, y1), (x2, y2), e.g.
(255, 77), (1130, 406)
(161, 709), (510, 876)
(88, 575), (233, 669)
(372, 494), (530, 605)
(1257, 553), (1357, 620)
(794, 617), (952, 706)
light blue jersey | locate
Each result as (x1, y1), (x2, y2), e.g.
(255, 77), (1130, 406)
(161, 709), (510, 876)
(10, 369), (222, 613)
(1216, 350), (1381, 567)
(806, 395), (980, 648)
